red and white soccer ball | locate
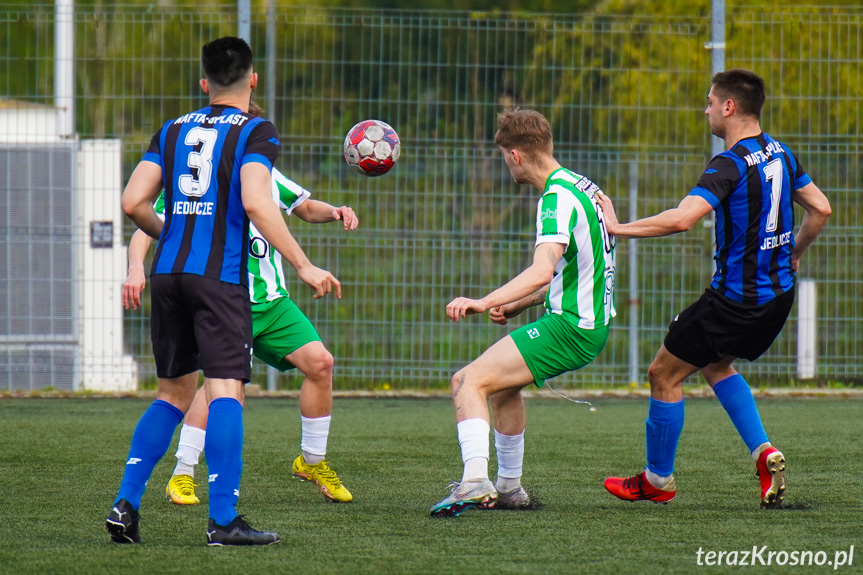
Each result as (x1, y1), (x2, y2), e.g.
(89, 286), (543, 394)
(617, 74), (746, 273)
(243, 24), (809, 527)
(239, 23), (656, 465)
(343, 119), (401, 177)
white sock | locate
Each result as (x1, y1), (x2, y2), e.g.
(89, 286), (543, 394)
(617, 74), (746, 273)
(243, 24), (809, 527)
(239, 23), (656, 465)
(644, 468), (673, 489)
(494, 430), (524, 492)
(301, 415), (331, 465)
(174, 424), (205, 478)
(463, 457), (488, 481)
(457, 418), (490, 481)
(751, 441), (772, 462)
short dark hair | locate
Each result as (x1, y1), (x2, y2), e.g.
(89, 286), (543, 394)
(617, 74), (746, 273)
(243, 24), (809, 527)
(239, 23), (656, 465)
(711, 69), (766, 118)
(201, 37), (254, 88)
(494, 108), (553, 162)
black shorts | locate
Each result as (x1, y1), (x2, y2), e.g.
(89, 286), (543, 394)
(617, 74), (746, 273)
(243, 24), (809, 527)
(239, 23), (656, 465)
(150, 274), (253, 382)
(664, 286), (795, 368)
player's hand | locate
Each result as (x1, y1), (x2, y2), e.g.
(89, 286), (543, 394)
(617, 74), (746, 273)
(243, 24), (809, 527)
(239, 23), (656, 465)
(489, 303), (521, 325)
(595, 191), (620, 236)
(790, 253), (801, 272)
(298, 264), (342, 299)
(122, 267), (146, 310)
(446, 297), (488, 322)
(332, 206), (358, 231)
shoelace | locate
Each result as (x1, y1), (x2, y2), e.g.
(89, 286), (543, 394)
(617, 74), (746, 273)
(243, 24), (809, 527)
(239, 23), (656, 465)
(174, 476), (198, 495)
(622, 475), (645, 495)
(313, 462), (343, 488)
(234, 515), (253, 529)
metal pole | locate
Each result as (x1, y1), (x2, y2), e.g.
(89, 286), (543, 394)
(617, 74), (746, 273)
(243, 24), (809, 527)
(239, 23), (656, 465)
(238, 0), (251, 43)
(628, 159), (640, 385)
(55, 0), (75, 139)
(265, 0), (278, 393)
(264, 0), (278, 392)
(708, 0), (726, 159)
(266, 0), (276, 127)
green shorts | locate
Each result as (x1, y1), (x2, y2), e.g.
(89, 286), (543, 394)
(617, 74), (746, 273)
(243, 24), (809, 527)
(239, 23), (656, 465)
(251, 298), (321, 371)
(510, 312), (608, 387)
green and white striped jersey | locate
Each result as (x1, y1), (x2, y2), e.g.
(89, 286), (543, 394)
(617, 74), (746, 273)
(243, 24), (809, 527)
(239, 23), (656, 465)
(247, 168), (310, 303)
(153, 167), (310, 303)
(535, 168), (616, 328)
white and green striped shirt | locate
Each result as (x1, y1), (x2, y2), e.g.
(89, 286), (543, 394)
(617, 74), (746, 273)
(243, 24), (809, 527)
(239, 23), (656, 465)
(247, 169), (310, 303)
(535, 168), (616, 328)
(154, 168), (310, 304)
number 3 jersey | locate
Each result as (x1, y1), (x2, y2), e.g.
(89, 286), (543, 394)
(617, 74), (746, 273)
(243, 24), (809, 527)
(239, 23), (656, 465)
(142, 105), (280, 286)
(535, 168), (616, 329)
(153, 168), (310, 304)
(688, 133), (812, 305)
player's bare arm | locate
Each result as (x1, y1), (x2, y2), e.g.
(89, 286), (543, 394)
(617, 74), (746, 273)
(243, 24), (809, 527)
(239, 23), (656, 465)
(596, 192), (713, 239)
(241, 163), (342, 299)
(121, 161), (165, 239)
(489, 286), (549, 326)
(446, 243), (563, 322)
(293, 200), (359, 230)
(122, 229), (154, 310)
(790, 182), (832, 271)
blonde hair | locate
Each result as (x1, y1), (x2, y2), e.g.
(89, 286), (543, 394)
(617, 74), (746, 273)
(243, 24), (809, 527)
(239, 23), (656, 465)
(494, 109), (553, 163)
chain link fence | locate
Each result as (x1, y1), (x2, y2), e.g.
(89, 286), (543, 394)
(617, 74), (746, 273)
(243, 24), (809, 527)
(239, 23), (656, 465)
(1, 5), (860, 390)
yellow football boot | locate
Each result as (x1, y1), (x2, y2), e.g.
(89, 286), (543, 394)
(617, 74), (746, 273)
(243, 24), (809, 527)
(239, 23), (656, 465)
(292, 455), (353, 502)
(165, 474), (200, 505)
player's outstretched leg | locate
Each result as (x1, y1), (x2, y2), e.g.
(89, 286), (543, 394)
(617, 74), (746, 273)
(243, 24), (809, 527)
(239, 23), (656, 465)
(205, 394), (280, 546)
(494, 430), (530, 509)
(288, 342), (353, 503)
(605, 397), (683, 504)
(166, 415), (206, 504)
(431, 338), (536, 517)
(106, 499), (140, 543)
(711, 373), (785, 507)
(292, 452), (353, 503)
(430, 418), (498, 517)
(755, 446), (786, 508)
(489, 389), (530, 509)
(430, 478), (498, 517)
(206, 516), (281, 546)
(107, 398), (185, 543)
(604, 472), (677, 503)
(166, 473), (201, 505)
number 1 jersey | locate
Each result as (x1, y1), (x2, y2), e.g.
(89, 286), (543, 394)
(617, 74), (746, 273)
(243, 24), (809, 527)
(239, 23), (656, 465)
(142, 105), (280, 286)
(689, 133), (811, 306)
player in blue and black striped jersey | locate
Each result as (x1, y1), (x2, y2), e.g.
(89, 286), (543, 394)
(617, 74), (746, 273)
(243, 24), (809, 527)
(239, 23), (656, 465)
(597, 70), (831, 508)
(106, 37), (338, 547)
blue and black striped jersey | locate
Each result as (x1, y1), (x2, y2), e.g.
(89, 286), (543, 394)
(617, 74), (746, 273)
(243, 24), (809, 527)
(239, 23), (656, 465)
(689, 133), (811, 305)
(142, 105), (279, 286)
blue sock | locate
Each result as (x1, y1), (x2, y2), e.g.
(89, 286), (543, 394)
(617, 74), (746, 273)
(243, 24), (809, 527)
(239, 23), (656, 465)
(115, 399), (184, 509)
(206, 397), (244, 526)
(713, 374), (769, 453)
(645, 397), (685, 477)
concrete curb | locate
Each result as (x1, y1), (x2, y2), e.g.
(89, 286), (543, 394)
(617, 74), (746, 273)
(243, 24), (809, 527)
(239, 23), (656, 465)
(2, 387), (862, 400)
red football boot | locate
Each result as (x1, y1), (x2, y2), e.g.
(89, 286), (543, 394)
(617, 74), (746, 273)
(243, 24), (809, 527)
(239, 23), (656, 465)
(604, 471), (676, 503)
(756, 446), (786, 508)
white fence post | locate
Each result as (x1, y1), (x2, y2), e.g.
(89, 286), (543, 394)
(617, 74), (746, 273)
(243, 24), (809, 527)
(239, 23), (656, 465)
(797, 279), (817, 380)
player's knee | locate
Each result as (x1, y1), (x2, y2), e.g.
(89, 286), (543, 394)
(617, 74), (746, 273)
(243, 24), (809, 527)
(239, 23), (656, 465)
(312, 349), (334, 379)
(647, 361), (666, 389)
(450, 371), (466, 396)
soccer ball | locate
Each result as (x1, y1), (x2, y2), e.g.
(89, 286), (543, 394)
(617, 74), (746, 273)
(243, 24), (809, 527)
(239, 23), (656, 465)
(343, 120), (401, 176)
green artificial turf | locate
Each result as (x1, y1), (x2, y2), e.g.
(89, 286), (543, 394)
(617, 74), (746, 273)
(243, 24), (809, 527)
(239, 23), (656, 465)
(0, 397), (859, 574)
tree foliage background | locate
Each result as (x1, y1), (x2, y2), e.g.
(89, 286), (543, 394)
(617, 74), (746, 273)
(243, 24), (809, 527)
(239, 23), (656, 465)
(1, 1), (860, 386)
